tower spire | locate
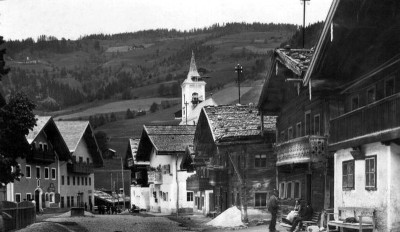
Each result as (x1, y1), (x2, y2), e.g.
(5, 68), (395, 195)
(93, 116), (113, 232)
(187, 50), (200, 81)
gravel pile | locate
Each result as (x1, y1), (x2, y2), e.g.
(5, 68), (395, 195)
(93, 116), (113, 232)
(206, 206), (245, 228)
(17, 222), (72, 232)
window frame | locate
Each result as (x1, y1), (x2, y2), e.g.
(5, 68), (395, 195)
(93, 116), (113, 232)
(384, 76), (395, 97)
(279, 182), (286, 199)
(280, 131), (285, 142)
(25, 165), (31, 179)
(36, 166), (41, 179)
(288, 127), (293, 140)
(15, 193), (21, 203)
(365, 155), (377, 190)
(342, 160), (355, 190)
(254, 154), (267, 168)
(305, 110), (311, 135)
(44, 167), (49, 179)
(286, 181), (293, 199)
(296, 122), (302, 138)
(26, 193), (32, 201)
(254, 192), (268, 207)
(351, 95), (359, 111)
(314, 114), (321, 136)
(366, 86), (376, 104)
(187, 191), (194, 202)
(51, 168), (56, 180)
(61, 175), (65, 185)
(293, 181), (301, 199)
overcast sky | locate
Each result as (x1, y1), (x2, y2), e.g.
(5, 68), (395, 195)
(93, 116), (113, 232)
(0, 0), (333, 41)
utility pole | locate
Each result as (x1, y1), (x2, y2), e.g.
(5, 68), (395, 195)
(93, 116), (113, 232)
(301, 0), (311, 48)
(235, 64), (243, 104)
(121, 156), (125, 211)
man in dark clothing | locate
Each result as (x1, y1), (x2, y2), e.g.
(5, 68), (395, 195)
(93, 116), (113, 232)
(290, 202), (313, 232)
(268, 190), (279, 232)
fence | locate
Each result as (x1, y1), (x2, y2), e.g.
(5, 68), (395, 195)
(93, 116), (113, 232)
(1, 201), (36, 231)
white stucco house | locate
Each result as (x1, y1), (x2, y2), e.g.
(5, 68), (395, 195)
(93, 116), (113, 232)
(135, 125), (196, 214)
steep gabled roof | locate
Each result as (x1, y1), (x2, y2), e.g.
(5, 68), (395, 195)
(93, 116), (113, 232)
(55, 120), (103, 167)
(201, 105), (276, 143)
(137, 125), (196, 159)
(26, 116), (52, 144)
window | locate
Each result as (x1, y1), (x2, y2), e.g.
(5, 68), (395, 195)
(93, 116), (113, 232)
(305, 111), (311, 135)
(314, 114), (321, 135)
(287, 182), (293, 199)
(254, 193), (267, 207)
(385, 77), (395, 97)
(294, 181), (301, 199)
(87, 158), (90, 164)
(25, 165), (31, 178)
(15, 193), (21, 203)
(51, 168), (56, 180)
(49, 193), (54, 203)
(365, 156), (377, 190)
(296, 122), (302, 137)
(288, 127), (293, 140)
(43, 144), (48, 151)
(36, 166), (41, 179)
(255, 154), (267, 168)
(71, 197), (74, 207)
(279, 182), (285, 198)
(77, 176), (80, 185)
(351, 95), (359, 111)
(61, 176), (64, 185)
(44, 167), (49, 179)
(79, 157), (83, 163)
(39, 143), (44, 151)
(343, 160), (355, 190)
(26, 193), (32, 201)
(73, 176), (75, 185)
(67, 176), (70, 185)
(67, 196), (70, 207)
(187, 192), (194, 201)
(85, 177), (88, 186)
(89, 177), (91, 186)
(367, 87), (376, 104)
(280, 131), (285, 142)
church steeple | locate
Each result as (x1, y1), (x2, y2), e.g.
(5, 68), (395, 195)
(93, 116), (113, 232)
(186, 51), (200, 81)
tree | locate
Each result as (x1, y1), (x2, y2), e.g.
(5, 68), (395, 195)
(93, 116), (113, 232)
(94, 131), (108, 153)
(149, 102), (159, 113)
(0, 92), (36, 185)
(0, 36), (10, 80)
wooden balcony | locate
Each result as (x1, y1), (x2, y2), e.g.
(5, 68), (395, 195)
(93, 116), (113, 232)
(68, 163), (94, 174)
(330, 93), (400, 150)
(27, 148), (55, 164)
(275, 135), (327, 166)
(147, 170), (162, 184)
(186, 174), (212, 191)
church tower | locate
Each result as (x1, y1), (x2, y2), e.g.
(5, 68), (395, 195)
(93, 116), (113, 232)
(181, 51), (206, 125)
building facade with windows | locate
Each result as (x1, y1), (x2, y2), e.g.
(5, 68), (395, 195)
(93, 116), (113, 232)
(6, 116), (71, 212)
(55, 121), (103, 209)
(298, 0), (400, 230)
(135, 125), (196, 214)
(187, 105), (276, 216)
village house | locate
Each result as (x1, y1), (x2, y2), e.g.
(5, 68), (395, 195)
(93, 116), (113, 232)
(135, 125), (196, 214)
(55, 121), (103, 209)
(258, 46), (334, 215)
(299, 0), (400, 230)
(126, 138), (151, 210)
(6, 116), (70, 212)
(186, 105), (276, 216)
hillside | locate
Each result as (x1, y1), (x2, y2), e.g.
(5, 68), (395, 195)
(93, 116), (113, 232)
(2, 23), (296, 112)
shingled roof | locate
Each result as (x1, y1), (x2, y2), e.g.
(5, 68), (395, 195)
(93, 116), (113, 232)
(276, 48), (314, 76)
(55, 120), (104, 167)
(202, 105), (276, 143)
(138, 125), (196, 157)
(26, 116), (52, 144)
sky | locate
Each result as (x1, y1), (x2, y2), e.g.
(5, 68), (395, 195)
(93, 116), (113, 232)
(0, 0), (333, 41)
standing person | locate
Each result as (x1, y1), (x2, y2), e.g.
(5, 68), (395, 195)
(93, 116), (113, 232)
(89, 201), (93, 212)
(268, 189), (279, 232)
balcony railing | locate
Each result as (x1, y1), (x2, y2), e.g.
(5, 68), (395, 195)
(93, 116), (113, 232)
(330, 93), (400, 149)
(186, 175), (212, 191)
(275, 135), (327, 166)
(147, 170), (162, 184)
(27, 148), (55, 164)
(68, 163), (94, 174)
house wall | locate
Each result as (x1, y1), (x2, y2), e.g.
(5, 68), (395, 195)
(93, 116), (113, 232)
(334, 143), (389, 231)
(72, 139), (93, 163)
(389, 143), (400, 231)
(130, 185), (150, 210)
(148, 149), (195, 214)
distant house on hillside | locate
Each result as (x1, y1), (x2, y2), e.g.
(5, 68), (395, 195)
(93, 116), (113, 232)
(55, 121), (103, 209)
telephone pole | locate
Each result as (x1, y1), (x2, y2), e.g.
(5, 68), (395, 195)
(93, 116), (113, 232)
(235, 64), (243, 104)
(301, 0), (311, 48)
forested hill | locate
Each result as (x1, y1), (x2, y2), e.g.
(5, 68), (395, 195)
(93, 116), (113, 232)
(2, 22), (300, 112)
